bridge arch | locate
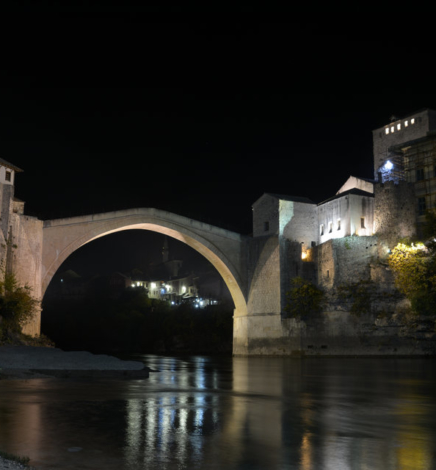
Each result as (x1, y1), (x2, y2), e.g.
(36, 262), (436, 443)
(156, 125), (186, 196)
(42, 208), (248, 319)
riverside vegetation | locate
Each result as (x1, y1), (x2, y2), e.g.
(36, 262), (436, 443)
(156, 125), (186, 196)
(42, 286), (233, 355)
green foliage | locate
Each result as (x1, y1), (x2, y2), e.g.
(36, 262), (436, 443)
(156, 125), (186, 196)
(388, 242), (436, 316)
(42, 287), (233, 354)
(0, 450), (30, 466)
(285, 277), (325, 318)
(337, 280), (376, 316)
(0, 272), (38, 336)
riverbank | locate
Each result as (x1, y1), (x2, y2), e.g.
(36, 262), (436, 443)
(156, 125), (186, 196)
(0, 345), (150, 380)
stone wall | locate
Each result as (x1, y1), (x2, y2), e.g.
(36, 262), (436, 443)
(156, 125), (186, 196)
(246, 235), (281, 315)
(252, 194), (280, 237)
(374, 181), (416, 254)
(10, 213), (44, 336)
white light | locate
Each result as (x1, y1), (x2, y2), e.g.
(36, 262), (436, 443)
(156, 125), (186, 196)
(151, 282), (156, 289)
(384, 160), (393, 170)
(385, 128), (389, 134)
(391, 126), (395, 133)
(411, 118), (415, 124)
(397, 123), (401, 130)
(405, 120), (409, 127)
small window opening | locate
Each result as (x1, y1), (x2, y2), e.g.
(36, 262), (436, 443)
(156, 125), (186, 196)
(418, 197), (426, 216)
(311, 241), (316, 247)
(328, 222), (332, 233)
(337, 219), (341, 230)
(5, 171), (11, 182)
(405, 120), (409, 127)
(361, 217), (365, 229)
(411, 118), (415, 125)
(391, 126), (395, 133)
(397, 123), (401, 130)
(416, 168), (424, 181)
(320, 224), (324, 236)
(326, 270), (329, 278)
(385, 128), (390, 135)
(264, 221), (269, 232)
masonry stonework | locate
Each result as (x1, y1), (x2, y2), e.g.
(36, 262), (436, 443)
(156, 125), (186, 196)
(4, 109), (436, 355)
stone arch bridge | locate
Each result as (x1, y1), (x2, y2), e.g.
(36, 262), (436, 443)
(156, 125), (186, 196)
(13, 207), (292, 355)
(33, 208), (284, 356)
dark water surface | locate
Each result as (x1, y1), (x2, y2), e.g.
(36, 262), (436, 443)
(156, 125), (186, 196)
(1, 355), (436, 469)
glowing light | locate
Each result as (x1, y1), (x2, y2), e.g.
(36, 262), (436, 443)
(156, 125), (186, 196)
(182, 286), (186, 293)
(151, 282), (156, 289)
(391, 126), (395, 133)
(384, 160), (393, 170)
(405, 120), (409, 127)
(411, 118), (415, 124)
(301, 252), (308, 260)
(385, 128), (390, 134)
(397, 123), (401, 130)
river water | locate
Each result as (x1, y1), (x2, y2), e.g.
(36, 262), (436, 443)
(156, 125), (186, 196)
(0, 355), (436, 470)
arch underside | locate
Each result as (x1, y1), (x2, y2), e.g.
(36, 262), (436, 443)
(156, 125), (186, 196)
(43, 220), (248, 318)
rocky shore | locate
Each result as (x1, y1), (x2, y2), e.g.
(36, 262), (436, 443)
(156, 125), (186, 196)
(0, 345), (150, 469)
(0, 345), (150, 379)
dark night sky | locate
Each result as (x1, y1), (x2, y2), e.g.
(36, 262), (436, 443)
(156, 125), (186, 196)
(1, 13), (435, 279)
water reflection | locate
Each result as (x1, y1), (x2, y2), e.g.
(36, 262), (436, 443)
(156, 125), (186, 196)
(0, 356), (435, 469)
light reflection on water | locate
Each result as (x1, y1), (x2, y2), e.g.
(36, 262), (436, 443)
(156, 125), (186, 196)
(0, 356), (435, 469)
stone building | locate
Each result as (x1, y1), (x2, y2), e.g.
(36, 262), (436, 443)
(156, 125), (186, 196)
(372, 108), (436, 234)
(251, 109), (436, 294)
(0, 158), (43, 336)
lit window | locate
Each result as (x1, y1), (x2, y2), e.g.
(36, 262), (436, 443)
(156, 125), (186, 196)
(5, 171), (11, 182)
(391, 126), (395, 133)
(411, 118), (415, 124)
(337, 219), (341, 230)
(385, 128), (390, 135)
(320, 224), (324, 236)
(397, 123), (401, 130)
(416, 168), (424, 181)
(405, 120), (409, 127)
(361, 217), (365, 229)
(418, 197), (426, 215)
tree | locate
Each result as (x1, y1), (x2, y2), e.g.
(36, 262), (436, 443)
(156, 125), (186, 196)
(388, 242), (436, 316)
(285, 277), (325, 318)
(0, 272), (38, 337)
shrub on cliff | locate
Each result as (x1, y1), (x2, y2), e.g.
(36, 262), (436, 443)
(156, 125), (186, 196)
(285, 277), (325, 318)
(0, 272), (38, 339)
(388, 242), (436, 316)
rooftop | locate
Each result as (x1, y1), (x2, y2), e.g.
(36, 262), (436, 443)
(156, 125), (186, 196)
(0, 158), (23, 172)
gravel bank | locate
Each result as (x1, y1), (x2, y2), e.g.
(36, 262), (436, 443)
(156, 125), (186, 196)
(0, 345), (149, 379)
(0, 456), (33, 470)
